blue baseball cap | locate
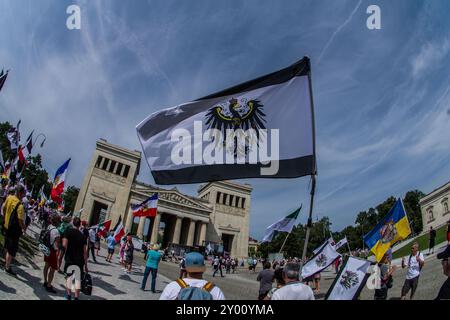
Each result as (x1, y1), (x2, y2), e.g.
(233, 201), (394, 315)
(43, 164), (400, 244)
(185, 252), (206, 272)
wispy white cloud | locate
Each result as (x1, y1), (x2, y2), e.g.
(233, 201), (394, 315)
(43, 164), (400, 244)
(2, 1), (450, 239)
(411, 39), (450, 78)
(317, 0), (362, 64)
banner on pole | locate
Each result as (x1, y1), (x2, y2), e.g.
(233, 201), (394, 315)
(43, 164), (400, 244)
(325, 256), (372, 300)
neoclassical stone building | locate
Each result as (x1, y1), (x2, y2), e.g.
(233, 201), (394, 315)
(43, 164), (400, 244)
(420, 180), (450, 231)
(74, 139), (252, 258)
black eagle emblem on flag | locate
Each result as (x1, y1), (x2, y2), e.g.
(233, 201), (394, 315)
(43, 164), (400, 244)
(204, 97), (266, 157)
(340, 270), (359, 289)
(315, 253), (327, 267)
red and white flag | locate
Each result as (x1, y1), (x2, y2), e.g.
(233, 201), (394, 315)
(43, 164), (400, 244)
(132, 193), (158, 218)
(92, 220), (112, 238)
(112, 217), (125, 242)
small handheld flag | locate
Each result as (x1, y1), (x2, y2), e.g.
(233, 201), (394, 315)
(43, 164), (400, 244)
(301, 243), (341, 279)
(112, 216), (125, 242)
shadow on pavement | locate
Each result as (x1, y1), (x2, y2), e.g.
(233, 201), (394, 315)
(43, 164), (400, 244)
(92, 276), (126, 296)
(89, 260), (109, 267)
(0, 280), (17, 294)
(118, 274), (140, 284)
(89, 270), (112, 277)
(14, 268), (52, 300)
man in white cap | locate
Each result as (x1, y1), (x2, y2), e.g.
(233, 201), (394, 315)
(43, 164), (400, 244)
(160, 252), (225, 300)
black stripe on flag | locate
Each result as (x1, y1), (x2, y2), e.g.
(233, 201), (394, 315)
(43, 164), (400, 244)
(152, 155), (315, 185)
(324, 255), (349, 300)
(0, 70), (8, 92)
(197, 57), (310, 101)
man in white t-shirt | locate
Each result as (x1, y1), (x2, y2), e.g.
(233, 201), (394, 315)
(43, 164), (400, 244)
(400, 242), (424, 300)
(160, 252), (225, 300)
(271, 262), (315, 300)
(88, 227), (97, 262)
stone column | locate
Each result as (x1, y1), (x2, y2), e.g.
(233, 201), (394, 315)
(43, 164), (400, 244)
(150, 214), (161, 244)
(172, 217), (182, 244)
(125, 207), (134, 234)
(199, 223), (207, 246)
(186, 220), (196, 246)
(136, 216), (146, 239)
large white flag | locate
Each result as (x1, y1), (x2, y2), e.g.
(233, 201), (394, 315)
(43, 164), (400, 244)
(136, 57), (316, 185)
(302, 243), (341, 279)
(261, 206), (301, 243)
(334, 236), (348, 250)
(325, 256), (372, 300)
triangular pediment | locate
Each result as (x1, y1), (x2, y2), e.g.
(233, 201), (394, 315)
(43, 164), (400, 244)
(132, 183), (211, 211)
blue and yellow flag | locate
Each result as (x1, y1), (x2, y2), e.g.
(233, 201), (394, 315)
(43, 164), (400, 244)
(364, 198), (411, 262)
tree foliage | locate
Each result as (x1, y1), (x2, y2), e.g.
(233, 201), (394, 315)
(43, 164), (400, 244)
(259, 191), (427, 258)
(1, 121), (79, 211)
(62, 186), (80, 214)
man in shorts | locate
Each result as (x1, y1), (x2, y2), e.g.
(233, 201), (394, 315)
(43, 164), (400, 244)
(401, 242), (424, 300)
(43, 214), (61, 293)
(2, 185), (26, 276)
(105, 231), (116, 263)
(61, 217), (88, 300)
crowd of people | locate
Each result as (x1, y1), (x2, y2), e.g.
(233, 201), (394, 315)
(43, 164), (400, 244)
(2, 178), (449, 300)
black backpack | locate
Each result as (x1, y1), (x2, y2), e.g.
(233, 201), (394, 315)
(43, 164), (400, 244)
(38, 226), (56, 257)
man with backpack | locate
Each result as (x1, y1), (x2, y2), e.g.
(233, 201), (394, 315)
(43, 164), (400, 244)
(2, 185), (26, 276)
(374, 250), (397, 300)
(400, 242), (424, 300)
(61, 217), (89, 300)
(42, 214), (61, 293)
(160, 252), (225, 300)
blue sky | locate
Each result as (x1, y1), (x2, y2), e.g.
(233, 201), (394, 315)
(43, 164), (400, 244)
(1, 0), (449, 240)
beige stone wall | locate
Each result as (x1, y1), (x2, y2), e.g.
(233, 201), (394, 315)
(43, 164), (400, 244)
(74, 139), (140, 227)
(198, 181), (252, 259)
(75, 140), (253, 259)
(420, 181), (450, 232)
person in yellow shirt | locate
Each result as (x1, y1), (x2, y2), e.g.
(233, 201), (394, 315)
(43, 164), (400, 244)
(2, 185), (26, 276)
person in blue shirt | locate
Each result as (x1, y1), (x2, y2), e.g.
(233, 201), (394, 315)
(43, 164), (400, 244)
(105, 232), (116, 263)
(141, 244), (162, 293)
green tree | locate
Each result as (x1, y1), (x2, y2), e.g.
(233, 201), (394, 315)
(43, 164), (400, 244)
(62, 186), (80, 214)
(0, 121), (15, 162)
(403, 190), (425, 235)
(22, 154), (51, 198)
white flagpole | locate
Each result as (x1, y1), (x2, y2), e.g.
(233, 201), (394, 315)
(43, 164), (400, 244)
(279, 232), (291, 254)
(301, 174), (316, 267)
(347, 239), (352, 256)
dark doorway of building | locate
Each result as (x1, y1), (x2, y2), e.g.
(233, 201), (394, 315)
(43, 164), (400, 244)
(131, 216), (140, 235)
(221, 233), (234, 254)
(90, 201), (108, 226)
